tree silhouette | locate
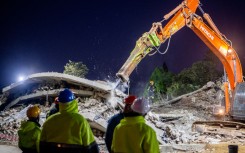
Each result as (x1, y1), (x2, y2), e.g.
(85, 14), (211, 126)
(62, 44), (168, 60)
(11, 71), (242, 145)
(63, 60), (89, 78)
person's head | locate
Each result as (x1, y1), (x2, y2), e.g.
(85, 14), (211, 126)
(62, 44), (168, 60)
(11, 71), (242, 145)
(58, 89), (78, 113)
(123, 95), (137, 113)
(131, 97), (150, 116)
(149, 80), (154, 86)
(27, 105), (41, 121)
(58, 88), (75, 103)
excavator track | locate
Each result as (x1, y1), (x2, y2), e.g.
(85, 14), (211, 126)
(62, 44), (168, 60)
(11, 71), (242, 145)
(192, 121), (245, 138)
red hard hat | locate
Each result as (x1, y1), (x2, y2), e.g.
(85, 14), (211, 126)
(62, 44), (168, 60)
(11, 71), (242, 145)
(123, 95), (137, 113)
(124, 95), (137, 105)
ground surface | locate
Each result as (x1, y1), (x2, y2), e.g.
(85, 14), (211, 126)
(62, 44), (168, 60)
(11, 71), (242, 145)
(1, 143), (245, 153)
(0, 145), (21, 153)
(205, 143), (244, 153)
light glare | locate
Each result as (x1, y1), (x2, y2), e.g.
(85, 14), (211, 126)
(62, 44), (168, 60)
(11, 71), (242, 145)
(227, 49), (232, 53)
(18, 76), (25, 81)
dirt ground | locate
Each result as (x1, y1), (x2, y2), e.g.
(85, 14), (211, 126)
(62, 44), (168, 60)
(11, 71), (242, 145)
(205, 143), (245, 153)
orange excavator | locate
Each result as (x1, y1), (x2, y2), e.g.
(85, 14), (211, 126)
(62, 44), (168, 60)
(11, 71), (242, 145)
(116, 0), (245, 124)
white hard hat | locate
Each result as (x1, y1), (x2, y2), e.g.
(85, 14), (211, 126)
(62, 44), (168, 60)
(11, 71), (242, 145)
(131, 97), (150, 114)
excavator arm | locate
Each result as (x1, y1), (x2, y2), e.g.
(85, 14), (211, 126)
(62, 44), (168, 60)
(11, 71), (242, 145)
(116, 0), (199, 82)
(116, 0), (244, 117)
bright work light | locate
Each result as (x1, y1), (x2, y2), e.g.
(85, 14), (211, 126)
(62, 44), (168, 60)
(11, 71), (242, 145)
(18, 75), (25, 82)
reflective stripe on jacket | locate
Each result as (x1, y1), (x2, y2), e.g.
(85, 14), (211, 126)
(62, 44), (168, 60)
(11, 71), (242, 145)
(111, 116), (159, 153)
(40, 99), (99, 153)
(18, 120), (41, 153)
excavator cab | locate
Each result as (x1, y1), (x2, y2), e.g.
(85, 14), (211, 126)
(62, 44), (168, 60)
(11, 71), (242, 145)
(231, 83), (245, 120)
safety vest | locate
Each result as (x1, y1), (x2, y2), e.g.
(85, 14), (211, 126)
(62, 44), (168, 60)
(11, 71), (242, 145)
(18, 120), (41, 153)
(40, 99), (99, 153)
(111, 116), (159, 153)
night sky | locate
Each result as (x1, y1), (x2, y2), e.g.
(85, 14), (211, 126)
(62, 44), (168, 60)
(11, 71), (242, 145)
(1, 0), (245, 94)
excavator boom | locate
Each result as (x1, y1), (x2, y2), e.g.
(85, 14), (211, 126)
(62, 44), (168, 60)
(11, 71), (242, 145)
(116, 0), (245, 119)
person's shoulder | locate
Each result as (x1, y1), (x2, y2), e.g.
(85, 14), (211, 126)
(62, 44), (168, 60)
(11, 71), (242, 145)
(20, 120), (28, 126)
(34, 125), (41, 132)
(43, 114), (59, 125)
(108, 113), (124, 121)
(112, 113), (124, 119)
(142, 123), (156, 133)
(70, 113), (88, 121)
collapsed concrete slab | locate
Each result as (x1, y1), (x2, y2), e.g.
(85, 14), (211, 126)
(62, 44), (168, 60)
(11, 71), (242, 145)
(0, 72), (126, 110)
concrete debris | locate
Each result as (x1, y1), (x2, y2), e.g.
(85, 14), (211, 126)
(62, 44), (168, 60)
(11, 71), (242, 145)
(151, 81), (245, 147)
(0, 75), (245, 152)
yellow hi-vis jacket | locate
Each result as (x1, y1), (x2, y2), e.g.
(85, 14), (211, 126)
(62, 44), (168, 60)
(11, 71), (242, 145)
(18, 120), (41, 153)
(111, 116), (160, 153)
(40, 99), (98, 153)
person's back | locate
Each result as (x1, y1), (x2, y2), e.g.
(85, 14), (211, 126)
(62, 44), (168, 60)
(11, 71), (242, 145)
(105, 95), (136, 153)
(18, 105), (41, 153)
(112, 116), (159, 153)
(40, 88), (99, 153)
(111, 97), (159, 153)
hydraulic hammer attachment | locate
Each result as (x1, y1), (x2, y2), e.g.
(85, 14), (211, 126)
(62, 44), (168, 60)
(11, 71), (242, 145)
(116, 23), (162, 82)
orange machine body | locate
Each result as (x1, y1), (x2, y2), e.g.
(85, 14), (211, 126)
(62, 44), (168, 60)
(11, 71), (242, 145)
(117, 0), (244, 117)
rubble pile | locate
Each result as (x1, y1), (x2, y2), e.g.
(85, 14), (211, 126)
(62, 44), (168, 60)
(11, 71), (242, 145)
(150, 81), (245, 145)
(0, 80), (245, 153)
(148, 110), (200, 144)
(0, 106), (26, 145)
(77, 97), (120, 145)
